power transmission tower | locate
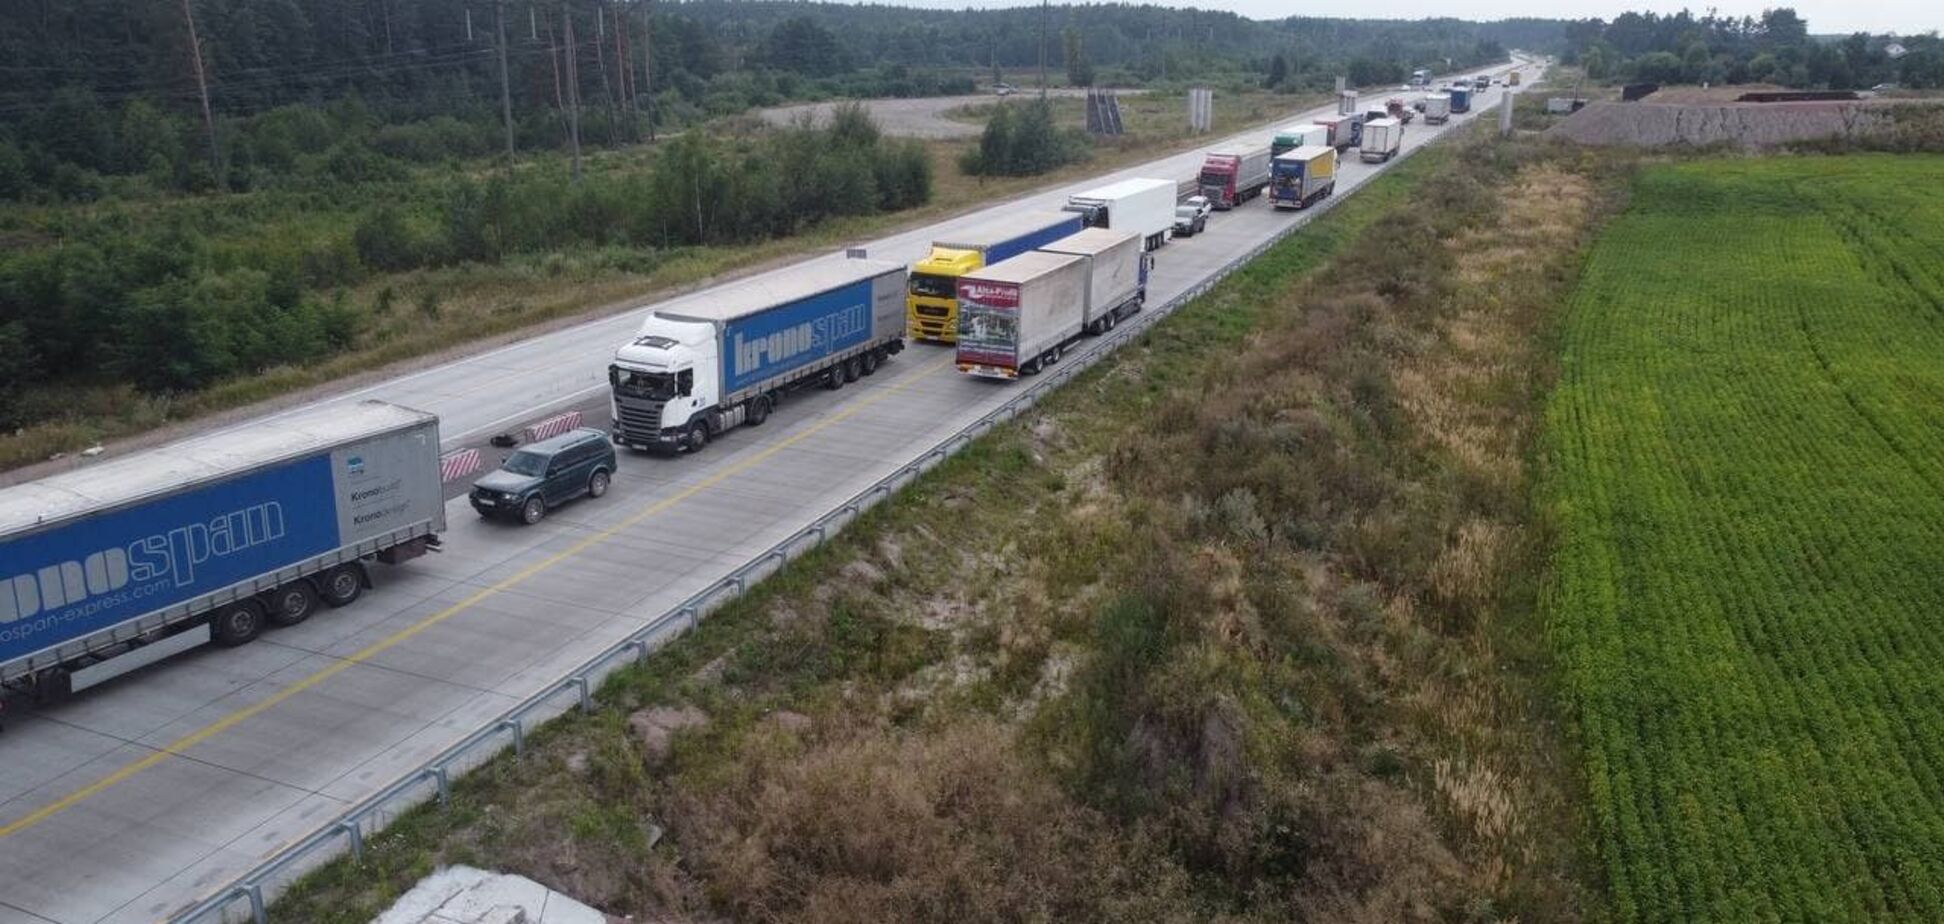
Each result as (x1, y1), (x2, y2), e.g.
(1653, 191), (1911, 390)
(497, 0), (515, 168)
(564, 2), (582, 181)
(179, 0), (220, 179)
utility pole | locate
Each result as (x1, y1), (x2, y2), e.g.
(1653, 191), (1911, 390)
(1038, 0), (1048, 97)
(179, 0), (220, 179)
(497, 0), (515, 168)
(564, 2), (582, 182)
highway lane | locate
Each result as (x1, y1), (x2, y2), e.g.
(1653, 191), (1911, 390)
(0, 62), (1535, 924)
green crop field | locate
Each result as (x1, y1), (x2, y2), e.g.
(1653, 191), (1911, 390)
(1541, 154), (1944, 922)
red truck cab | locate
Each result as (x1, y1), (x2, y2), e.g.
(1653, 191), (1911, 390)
(1198, 153), (1242, 209)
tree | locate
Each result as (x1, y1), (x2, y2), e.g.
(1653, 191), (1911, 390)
(1759, 8), (1808, 49)
(1583, 46), (1613, 80)
(1265, 52), (1288, 88)
(759, 17), (849, 78)
(1063, 27), (1094, 87)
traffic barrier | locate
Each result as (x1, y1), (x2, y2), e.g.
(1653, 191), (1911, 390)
(439, 448), (482, 484)
(522, 410), (582, 444)
(169, 90), (1502, 924)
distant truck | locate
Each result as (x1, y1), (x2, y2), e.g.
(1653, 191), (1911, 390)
(610, 253), (907, 453)
(1039, 227), (1150, 336)
(905, 211), (1083, 342)
(1473, 75), (1491, 91)
(1269, 146), (1337, 210)
(1062, 178), (1177, 251)
(1359, 117), (1403, 162)
(1448, 86), (1473, 113)
(956, 251), (1088, 380)
(1507, 70), (1522, 87)
(1271, 123), (1327, 157)
(1197, 145), (1272, 209)
(1423, 92), (1452, 125)
(1411, 68), (1431, 88)
(0, 401), (444, 700)
(1317, 115), (1364, 152)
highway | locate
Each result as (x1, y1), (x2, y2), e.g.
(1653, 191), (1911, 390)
(0, 61), (1534, 924)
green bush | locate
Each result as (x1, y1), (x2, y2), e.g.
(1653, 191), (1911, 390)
(960, 99), (1090, 177)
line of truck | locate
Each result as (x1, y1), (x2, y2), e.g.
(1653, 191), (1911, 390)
(0, 77), (1492, 707)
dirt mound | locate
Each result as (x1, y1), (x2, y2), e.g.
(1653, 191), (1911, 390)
(1546, 100), (1905, 148)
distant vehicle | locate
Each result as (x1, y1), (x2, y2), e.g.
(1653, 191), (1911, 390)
(1197, 146), (1273, 209)
(1508, 71), (1522, 87)
(0, 400), (445, 699)
(1269, 146), (1336, 211)
(1183, 195), (1213, 220)
(611, 252), (909, 450)
(1359, 117), (1403, 163)
(1424, 92), (1452, 124)
(1410, 68), (1431, 88)
(1448, 86), (1473, 113)
(1272, 123), (1328, 157)
(1063, 178), (1178, 251)
(470, 429), (616, 525)
(1173, 204), (1207, 236)
(905, 211), (1084, 342)
(957, 251), (1090, 380)
(1385, 98), (1416, 123)
(1473, 75), (1491, 90)
(994, 83), (1015, 96)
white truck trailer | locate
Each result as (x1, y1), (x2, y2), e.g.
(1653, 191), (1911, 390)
(1039, 227), (1150, 336)
(1063, 177), (1178, 251)
(1423, 92), (1452, 125)
(0, 401), (445, 699)
(955, 251), (1088, 380)
(610, 252), (906, 453)
(1359, 117), (1403, 162)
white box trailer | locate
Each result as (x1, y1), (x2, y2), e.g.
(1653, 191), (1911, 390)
(0, 401), (445, 697)
(1038, 227), (1149, 336)
(1359, 117), (1403, 162)
(955, 251), (1088, 381)
(1063, 177), (1178, 251)
(1424, 92), (1452, 124)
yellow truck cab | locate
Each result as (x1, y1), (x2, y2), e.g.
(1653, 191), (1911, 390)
(906, 210), (1086, 343)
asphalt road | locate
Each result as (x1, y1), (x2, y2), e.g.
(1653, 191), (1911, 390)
(0, 62), (1536, 924)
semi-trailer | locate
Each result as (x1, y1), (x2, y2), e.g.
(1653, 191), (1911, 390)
(1448, 86), (1473, 113)
(905, 210), (1083, 342)
(1270, 123), (1327, 157)
(1316, 115), (1364, 152)
(0, 400), (444, 700)
(1269, 145), (1337, 210)
(1038, 227), (1150, 336)
(610, 252), (907, 453)
(955, 251), (1089, 380)
(1423, 92), (1452, 125)
(1359, 117), (1403, 162)
(1062, 178), (1177, 251)
(1197, 145), (1272, 209)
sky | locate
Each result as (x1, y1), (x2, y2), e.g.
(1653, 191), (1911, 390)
(889, 0), (1943, 37)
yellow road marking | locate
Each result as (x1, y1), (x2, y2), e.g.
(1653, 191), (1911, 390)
(0, 354), (954, 840)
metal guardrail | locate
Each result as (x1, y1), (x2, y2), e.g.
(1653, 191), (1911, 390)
(170, 100), (1490, 924)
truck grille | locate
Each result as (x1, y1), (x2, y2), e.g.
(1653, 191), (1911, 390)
(614, 395), (666, 438)
(915, 304), (950, 318)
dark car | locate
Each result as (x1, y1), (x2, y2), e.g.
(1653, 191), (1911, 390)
(469, 428), (616, 524)
(1173, 204), (1207, 236)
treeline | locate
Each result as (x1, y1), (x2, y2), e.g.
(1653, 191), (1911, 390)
(1561, 8), (1944, 89)
(0, 108), (927, 417)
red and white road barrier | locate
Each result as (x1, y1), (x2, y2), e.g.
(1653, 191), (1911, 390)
(523, 410), (583, 444)
(439, 448), (482, 484)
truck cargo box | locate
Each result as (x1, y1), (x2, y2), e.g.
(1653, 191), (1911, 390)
(1359, 117), (1402, 162)
(1269, 145), (1337, 210)
(1038, 227), (1147, 334)
(1063, 178), (1177, 251)
(908, 210), (1085, 342)
(1198, 145), (1273, 209)
(1423, 92), (1452, 124)
(956, 251), (1088, 380)
(0, 401), (444, 685)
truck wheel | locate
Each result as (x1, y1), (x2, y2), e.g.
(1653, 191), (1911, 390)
(1022, 356), (1042, 376)
(686, 423), (709, 453)
(211, 600), (266, 647)
(265, 581), (319, 627)
(588, 469), (611, 498)
(860, 351), (880, 376)
(747, 395), (772, 427)
(843, 357), (862, 382)
(825, 367), (845, 390)
(320, 564), (366, 606)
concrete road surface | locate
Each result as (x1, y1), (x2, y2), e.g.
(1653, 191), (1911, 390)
(0, 61), (1537, 924)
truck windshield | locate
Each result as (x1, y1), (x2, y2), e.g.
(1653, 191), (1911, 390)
(612, 367), (679, 401)
(501, 451), (547, 477)
(1197, 170), (1228, 187)
(909, 273), (956, 299)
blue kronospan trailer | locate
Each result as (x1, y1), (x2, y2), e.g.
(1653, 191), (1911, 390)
(1448, 86), (1473, 113)
(0, 401), (445, 699)
(608, 251), (908, 453)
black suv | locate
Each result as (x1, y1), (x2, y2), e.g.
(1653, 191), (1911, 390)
(469, 428), (617, 524)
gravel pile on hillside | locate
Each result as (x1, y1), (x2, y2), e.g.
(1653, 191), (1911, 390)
(1547, 100), (1896, 148)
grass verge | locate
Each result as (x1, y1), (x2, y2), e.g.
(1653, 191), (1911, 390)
(272, 130), (1618, 922)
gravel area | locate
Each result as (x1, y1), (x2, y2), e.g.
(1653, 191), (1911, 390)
(757, 89), (1094, 139)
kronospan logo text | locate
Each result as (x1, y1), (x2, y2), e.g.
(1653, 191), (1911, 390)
(0, 502), (288, 635)
(732, 302), (870, 376)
